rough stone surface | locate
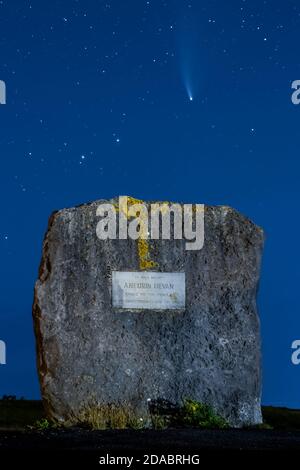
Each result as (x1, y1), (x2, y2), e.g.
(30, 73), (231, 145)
(33, 197), (264, 427)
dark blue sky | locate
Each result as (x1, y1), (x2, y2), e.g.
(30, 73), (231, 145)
(0, 0), (299, 407)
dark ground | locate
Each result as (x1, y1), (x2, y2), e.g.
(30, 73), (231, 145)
(0, 400), (300, 459)
(1, 427), (300, 451)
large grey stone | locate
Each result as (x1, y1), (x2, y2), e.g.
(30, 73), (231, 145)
(33, 197), (264, 427)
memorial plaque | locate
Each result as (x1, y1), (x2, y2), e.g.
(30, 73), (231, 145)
(112, 271), (185, 309)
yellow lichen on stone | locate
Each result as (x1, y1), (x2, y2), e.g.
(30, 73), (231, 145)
(132, 198), (158, 270)
(114, 195), (143, 218)
(126, 196), (143, 206)
(138, 238), (158, 270)
(115, 196), (158, 270)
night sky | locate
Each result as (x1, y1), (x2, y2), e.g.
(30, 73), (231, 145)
(0, 0), (299, 407)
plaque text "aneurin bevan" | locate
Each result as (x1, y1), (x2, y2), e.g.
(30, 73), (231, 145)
(96, 196), (204, 251)
(112, 271), (185, 309)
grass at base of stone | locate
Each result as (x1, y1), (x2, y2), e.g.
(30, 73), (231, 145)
(1, 398), (300, 432)
(75, 402), (146, 430)
(73, 399), (229, 430)
(150, 399), (229, 430)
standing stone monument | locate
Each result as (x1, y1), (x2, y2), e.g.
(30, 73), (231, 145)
(33, 196), (264, 427)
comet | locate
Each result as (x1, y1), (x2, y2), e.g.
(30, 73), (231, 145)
(184, 80), (194, 102)
(176, 4), (202, 104)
